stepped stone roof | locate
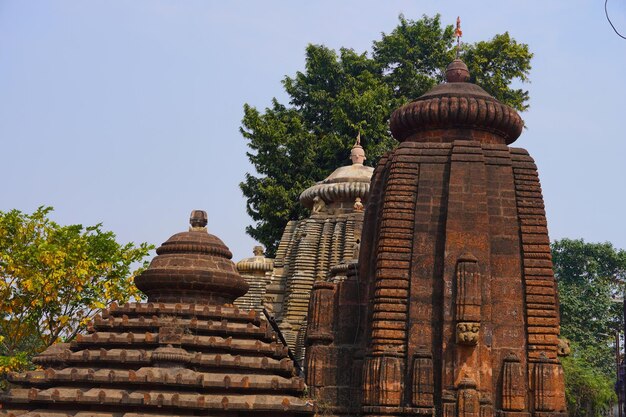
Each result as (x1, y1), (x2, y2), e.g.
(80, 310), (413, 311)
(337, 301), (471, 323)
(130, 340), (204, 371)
(0, 211), (313, 417)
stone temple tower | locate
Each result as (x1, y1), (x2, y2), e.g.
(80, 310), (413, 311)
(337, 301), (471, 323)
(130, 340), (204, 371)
(265, 140), (374, 359)
(305, 59), (567, 416)
(234, 246), (274, 313)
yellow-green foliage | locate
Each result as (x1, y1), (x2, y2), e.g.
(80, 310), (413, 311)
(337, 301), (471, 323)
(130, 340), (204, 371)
(0, 206), (152, 374)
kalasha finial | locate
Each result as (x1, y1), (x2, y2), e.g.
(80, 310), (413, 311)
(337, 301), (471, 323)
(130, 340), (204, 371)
(445, 18), (470, 83)
(253, 245), (264, 256)
(350, 131), (366, 165)
(189, 210), (208, 230)
(454, 16), (463, 58)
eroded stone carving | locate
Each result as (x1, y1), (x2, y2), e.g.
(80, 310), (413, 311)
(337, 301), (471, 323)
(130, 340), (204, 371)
(557, 338), (571, 357)
(312, 196), (326, 213)
(354, 196), (364, 212)
(456, 322), (480, 345)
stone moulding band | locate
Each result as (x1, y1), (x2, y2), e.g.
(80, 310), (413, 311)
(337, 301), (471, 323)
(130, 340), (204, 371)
(299, 181), (370, 207)
(390, 94), (524, 144)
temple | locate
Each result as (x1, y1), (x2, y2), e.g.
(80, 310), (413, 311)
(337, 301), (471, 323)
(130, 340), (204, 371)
(0, 211), (314, 417)
(305, 58), (568, 416)
(234, 246), (274, 313)
(1, 26), (569, 417)
(264, 139), (374, 360)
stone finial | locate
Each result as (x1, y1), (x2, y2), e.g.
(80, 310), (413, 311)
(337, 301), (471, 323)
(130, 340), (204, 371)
(445, 59), (470, 83)
(135, 210), (248, 304)
(189, 210), (208, 230)
(350, 132), (366, 165)
(253, 246), (264, 257)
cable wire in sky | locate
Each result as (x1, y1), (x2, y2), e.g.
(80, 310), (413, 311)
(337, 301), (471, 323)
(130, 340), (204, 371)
(605, 0), (626, 40)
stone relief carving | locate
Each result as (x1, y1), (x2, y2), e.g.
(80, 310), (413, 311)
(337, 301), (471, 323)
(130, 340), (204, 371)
(312, 196), (326, 213)
(557, 338), (571, 356)
(353, 197), (364, 212)
(456, 322), (480, 345)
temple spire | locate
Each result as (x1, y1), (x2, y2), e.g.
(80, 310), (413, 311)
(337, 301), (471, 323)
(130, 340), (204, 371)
(350, 131), (366, 165)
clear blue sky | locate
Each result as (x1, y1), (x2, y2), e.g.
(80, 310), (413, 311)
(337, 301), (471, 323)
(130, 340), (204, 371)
(1, 1), (625, 262)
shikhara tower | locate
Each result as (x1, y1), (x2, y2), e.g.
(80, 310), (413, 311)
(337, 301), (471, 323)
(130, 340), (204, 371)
(305, 58), (568, 416)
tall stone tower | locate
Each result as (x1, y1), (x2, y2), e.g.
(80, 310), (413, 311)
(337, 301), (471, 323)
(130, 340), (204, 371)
(305, 59), (568, 416)
(265, 140), (374, 359)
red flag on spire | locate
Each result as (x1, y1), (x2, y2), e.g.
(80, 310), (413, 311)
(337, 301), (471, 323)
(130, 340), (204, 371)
(454, 16), (463, 39)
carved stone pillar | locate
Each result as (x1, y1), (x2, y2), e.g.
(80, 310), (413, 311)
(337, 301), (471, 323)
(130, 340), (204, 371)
(307, 281), (336, 343)
(443, 391), (457, 417)
(501, 353), (525, 411)
(362, 354), (403, 406)
(455, 255), (481, 345)
(411, 349), (434, 407)
(532, 354), (566, 413)
(479, 394), (493, 417)
(305, 344), (332, 394)
(458, 377), (480, 417)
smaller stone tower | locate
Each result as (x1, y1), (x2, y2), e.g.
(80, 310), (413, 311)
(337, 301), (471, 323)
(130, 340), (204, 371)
(0, 210), (313, 417)
(235, 246), (274, 313)
(265, 139), (374, 359)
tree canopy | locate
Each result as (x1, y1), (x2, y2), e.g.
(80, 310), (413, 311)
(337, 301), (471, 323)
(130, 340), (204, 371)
(0, 206), (152, 375)
(552, 238), (626, 414)
(240, 14), (533, 255)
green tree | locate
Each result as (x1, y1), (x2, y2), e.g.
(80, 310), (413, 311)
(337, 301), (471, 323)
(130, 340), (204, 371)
(0, 206), (153, 375)
(552, 238), (626, 414)
(561, 344), (617, 417)
(241, 14), (533, 255)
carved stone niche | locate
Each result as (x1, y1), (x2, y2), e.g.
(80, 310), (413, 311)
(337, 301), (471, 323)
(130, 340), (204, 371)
(455, 254), (481, 346)
(457, 377), (480, 417)
(479, 394), (494, 417)
(501, 353), (525, 411)
(307, 281), (336, 344)
(532, 353), (566, 413)
(305, 344), (335, 396)
(442, 390), (457, 417)
(411, 348), (434, 408)
(362, 354), (403, 406)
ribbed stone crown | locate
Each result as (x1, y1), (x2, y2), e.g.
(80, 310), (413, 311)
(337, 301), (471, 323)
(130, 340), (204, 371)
(135, 210), (248, 304)
(299, 143), (374, 210)
(236, 246), (274, 273)
(390, 59), (524, 145)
